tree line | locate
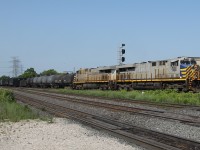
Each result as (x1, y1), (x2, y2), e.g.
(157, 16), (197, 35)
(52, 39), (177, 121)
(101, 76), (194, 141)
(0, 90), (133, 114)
(0, 68), (61, 80)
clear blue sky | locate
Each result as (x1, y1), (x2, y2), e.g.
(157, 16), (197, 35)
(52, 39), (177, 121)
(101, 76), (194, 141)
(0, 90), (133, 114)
(0, 0), (200, 76)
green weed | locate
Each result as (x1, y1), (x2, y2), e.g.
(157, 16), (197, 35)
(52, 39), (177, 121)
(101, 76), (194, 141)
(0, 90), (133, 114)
(0, 88), (48, 122)
(54, 88), (200, 106)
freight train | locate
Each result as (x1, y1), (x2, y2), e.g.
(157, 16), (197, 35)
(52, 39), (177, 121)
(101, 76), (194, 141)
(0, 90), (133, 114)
(73, 56), (200, 92)
(1, 56), (200, 92)
(0, 74), (74, 88)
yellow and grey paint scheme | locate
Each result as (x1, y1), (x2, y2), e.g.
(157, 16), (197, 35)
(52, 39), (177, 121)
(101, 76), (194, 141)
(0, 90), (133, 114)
(74, 57), (200, 90)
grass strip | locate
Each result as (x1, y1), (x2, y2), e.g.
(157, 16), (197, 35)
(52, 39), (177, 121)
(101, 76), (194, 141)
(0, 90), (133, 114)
(53, 88), (200, 106)
(0, 88), (50, 122)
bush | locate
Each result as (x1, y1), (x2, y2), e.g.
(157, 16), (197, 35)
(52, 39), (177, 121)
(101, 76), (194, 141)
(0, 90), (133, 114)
(0, 88), (40, 122)
(0, 89), (15, 103)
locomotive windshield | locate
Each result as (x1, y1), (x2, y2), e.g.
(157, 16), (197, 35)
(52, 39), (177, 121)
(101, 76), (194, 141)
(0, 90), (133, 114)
(180, 60), (196, 65)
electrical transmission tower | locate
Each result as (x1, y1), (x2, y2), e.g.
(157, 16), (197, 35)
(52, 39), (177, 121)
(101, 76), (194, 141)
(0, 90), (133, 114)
(11, 57), (21, 77)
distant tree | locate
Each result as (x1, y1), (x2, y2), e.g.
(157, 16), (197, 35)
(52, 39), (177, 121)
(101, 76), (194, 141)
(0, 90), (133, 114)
(19, 68), (37, 78)
(0, 75), (10, 80)
(40, 69), (58, 76)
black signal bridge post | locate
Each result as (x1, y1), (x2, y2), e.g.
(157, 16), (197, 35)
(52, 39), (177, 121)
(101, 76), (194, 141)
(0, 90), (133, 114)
(118, 43), (125, 65)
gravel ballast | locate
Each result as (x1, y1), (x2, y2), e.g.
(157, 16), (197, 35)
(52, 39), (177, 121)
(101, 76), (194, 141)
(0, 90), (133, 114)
(13, 91), (200, 143)
(0, 118), (143, 150)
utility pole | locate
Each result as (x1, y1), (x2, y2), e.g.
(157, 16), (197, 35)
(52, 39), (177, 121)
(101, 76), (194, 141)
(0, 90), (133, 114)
(11, 57), (20, 77)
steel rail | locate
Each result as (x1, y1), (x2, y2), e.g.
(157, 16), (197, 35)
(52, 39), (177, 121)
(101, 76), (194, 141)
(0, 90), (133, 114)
(20, 87), (200, 109)
(14, 93), (200, 150)
(15, 89), (200, 126)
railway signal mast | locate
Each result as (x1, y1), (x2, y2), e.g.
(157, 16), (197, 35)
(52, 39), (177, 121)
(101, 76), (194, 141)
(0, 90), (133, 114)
(118, 43), (125, 65)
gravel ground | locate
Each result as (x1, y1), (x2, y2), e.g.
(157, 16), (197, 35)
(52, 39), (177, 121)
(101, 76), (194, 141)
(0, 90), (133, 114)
(42, 91), (200, 117)
(14, 91), (200, 142)
(168, 108), (200, 117)
(0, 118), (144, 150)
(45, 92), (165, 112)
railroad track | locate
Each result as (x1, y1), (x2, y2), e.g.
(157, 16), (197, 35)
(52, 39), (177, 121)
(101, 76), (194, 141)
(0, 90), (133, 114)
(14, 88), (200, 127)
(20, 87), (200, 110)
(14, 92), (200, 150)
